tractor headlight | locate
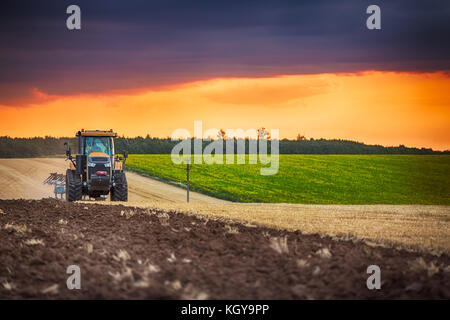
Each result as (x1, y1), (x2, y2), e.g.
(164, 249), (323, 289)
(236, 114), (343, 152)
(88, 162), (96, 167)
(104, 162), (111, 167)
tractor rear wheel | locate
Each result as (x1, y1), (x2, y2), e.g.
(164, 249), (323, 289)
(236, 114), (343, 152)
(66, 169), (82, 202)
(111, 172), (128, 201)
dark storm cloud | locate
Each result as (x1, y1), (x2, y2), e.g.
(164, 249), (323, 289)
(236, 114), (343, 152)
(0, 0), (449, 104)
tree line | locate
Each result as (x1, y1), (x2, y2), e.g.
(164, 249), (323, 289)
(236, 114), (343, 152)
(0, 135), (447, 158)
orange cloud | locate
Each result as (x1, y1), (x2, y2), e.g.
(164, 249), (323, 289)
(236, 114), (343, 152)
(0, 71), (449, 150)
(196, 76), (334, 106)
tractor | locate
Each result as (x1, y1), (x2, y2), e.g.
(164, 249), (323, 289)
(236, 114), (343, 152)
(64, 129), (128, 202)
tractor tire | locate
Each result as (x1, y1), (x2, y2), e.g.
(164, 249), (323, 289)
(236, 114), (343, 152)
(111, 172), (128, 202)
(66, 169), (82, 202)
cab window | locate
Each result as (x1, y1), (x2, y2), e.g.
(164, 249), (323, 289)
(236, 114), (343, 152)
(85, 137), (112, 156)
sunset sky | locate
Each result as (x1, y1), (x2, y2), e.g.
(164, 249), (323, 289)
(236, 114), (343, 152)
(1, 0), (449, 150)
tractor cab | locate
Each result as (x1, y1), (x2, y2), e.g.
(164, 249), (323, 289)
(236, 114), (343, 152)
(64, 129), (128, 202)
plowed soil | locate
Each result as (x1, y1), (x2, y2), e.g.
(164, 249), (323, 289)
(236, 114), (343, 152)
(1, 199), (449, 299)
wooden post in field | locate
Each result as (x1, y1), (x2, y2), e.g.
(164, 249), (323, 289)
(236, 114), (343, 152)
(186, 158), (190, 203)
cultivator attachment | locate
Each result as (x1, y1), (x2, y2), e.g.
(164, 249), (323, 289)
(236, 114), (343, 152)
(43, 173), (66, 199)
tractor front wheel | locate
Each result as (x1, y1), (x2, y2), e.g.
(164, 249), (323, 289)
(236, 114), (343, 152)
(111, 172), (128, 201)
(66, 169), (82, 202)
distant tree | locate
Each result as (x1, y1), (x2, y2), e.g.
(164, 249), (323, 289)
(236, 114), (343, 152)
(257, 127), (269, 140)
(217, 129), (226, 140)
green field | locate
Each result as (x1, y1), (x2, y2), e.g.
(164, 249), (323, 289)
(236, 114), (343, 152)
(126, 154), (450, 205)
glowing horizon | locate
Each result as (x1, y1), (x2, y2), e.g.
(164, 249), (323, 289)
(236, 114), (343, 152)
(0, 71), (449, 151)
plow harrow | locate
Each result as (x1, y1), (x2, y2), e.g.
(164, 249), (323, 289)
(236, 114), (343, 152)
(43, 172), (66, 199)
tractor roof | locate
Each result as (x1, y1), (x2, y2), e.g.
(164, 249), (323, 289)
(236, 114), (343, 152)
(76, 130), (117, 137)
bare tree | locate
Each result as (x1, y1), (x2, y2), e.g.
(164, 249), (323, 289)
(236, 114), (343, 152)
(217, 129), (226, 140)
